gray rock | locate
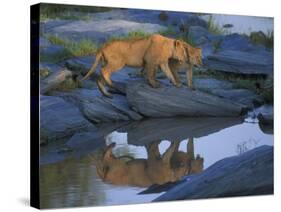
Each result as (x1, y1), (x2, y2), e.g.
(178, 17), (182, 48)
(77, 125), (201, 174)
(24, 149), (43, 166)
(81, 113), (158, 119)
(54, 88), (143, 123)
(44, 19), (167, 44)
(188, 26), (211, 46)
(40, 69), (73, 94)
(126, 81), (246, 117)
(154, 145), (273, 201)
(39, 37), (51, 48)
(209, 88), (264, 108)
(40, 62), (63, 74)
(40, 42), (66, 56)
(124, 9), (207, 29)
(204, 50), (273, 75)
(40, 95), (94, 143)
(256, 105), (273, 134)
(220, 33), (264, 51)
(119, 117), (243, 146)
(194, 78), (233, 90)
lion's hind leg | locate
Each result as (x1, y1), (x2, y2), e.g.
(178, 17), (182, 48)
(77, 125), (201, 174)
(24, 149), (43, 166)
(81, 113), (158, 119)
(96, 76), (112, 98)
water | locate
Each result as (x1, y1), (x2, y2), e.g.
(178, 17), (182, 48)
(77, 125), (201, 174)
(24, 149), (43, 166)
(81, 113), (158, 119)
(201, 14), (273, 35)
(40, 117), (273, 208)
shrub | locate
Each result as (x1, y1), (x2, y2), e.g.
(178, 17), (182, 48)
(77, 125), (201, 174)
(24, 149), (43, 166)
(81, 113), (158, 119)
(249, 30), (273, 49)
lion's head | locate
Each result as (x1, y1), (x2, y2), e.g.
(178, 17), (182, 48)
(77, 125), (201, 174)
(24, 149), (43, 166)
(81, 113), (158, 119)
(173, 40), (188, 64)
(184, 43), (203, 67)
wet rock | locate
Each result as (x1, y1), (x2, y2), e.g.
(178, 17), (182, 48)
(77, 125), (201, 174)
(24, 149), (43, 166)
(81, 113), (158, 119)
(209, 88), (264, 108)
(154, 145), (273, 201)
(119, 117), (243, 146)
(204, 50), (273, 75)
(256, 105), (273, 134)
(126, 80), (246, 118)
(40, 95), (94, 143)
(54, 88), (143, 123)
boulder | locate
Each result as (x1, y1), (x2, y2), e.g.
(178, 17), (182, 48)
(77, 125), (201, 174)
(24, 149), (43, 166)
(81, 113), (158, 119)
(40, 95), (94, 143)
(220, 33), (264, 51)
(256, 105), (274, 134)
(40, 68), (76, 94)
(126, 81), (246, 118)
(54, 88), (143, 123)
(204, 50), (273, 75)
(153, 145), (273, 201)
(119, 117), (243, 146)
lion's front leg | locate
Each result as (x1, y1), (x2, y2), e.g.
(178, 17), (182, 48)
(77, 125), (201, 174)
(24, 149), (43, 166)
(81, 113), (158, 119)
(160, 63), (180, 87)
(186, 64), (194, 89)
(169, 60), (182, 87)
(146, 64), (160, 88)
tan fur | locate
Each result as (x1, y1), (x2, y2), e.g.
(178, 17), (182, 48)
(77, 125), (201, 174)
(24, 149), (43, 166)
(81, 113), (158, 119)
(91, 139), (204, 187)
(144, 43), (203, 89)
(81, 34), (187, 97)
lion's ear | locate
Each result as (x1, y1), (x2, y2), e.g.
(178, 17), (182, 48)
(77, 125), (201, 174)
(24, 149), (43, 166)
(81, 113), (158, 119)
(174, 40), (181, 48)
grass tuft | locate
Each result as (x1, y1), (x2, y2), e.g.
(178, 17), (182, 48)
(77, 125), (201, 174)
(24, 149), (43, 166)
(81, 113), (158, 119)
(108, 30), (151, 42)
(207, 16), (229, 35)
(159, 26), (177, 36)
(42, 34), (97, 63)
(40, 3), (111, 21)
(249, 30), (273, 49)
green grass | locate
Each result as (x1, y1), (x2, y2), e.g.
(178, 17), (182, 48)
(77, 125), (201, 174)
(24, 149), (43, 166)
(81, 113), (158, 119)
(108, 30), (151, 42)
(249, 30), (273, 49)
(46, 34), (97, 57)
(211, 39), (223, 53)
(40, 3), (111, 21)
(56, 77), (80, 91)
(176, 34), (196, 47)
(207, 16), (229, 35)
(159, 26), (177, 36)
(41, 34), (97, 63)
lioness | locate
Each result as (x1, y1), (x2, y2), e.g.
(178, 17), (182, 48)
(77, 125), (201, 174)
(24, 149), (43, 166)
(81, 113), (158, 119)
(81, 34), (187, 97)
(91, 138), (204, 187)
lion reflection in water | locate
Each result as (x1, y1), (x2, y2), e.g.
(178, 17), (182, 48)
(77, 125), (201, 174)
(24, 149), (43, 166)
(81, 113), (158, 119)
(91, 139), (204, 187)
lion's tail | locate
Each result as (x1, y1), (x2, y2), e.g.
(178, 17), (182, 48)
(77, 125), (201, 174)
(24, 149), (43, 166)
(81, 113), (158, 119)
(81, 52), (103, 81)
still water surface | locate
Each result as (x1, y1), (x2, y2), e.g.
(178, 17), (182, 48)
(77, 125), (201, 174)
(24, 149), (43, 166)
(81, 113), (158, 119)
(40, 117), (273, 208)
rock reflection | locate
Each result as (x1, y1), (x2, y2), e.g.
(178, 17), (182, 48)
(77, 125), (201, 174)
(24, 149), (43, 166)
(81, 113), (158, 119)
(92, 138), (203, 187)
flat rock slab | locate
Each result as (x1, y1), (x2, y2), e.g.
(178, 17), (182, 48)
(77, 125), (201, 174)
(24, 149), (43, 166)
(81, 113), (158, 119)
(54, 88), (143, 123)
(153, 145), (273, 201)
(44, 19), (166, 44)
(209, 88), (264, 108)
(119, 117), (243, 146)
(126, 81), (246, 117)
(205, 50), (273, 75)
(40, 95), (94, 143)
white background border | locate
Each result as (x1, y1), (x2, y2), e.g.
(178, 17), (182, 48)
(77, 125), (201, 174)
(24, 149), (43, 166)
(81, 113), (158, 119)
(0, 0), (279, 211)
